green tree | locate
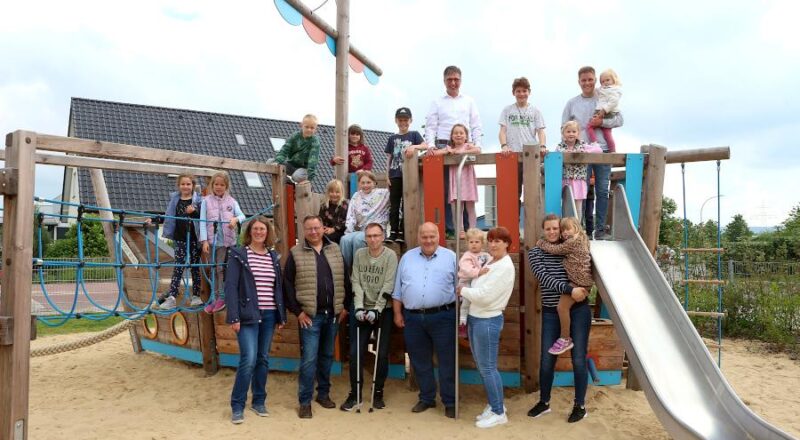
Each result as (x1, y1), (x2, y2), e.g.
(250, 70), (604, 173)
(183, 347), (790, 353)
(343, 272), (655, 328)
(45, 218), (109, 259)
(723, 214), (752, 244)
(658, 197), (683, 249)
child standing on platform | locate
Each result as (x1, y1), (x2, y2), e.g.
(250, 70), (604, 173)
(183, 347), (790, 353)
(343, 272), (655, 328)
(156, 174), (203, 309)
(536, 217), (593, 355)
(586, 69), (622, 152)
(201, 171), (246, 314)
(331, 124), (374, 173)
(384, 107), (426, 243)
(458, 228), (492, 337)
(446, 124), (481, 236)
(318, 179), (349, 244)
(557, 121), (602, 221)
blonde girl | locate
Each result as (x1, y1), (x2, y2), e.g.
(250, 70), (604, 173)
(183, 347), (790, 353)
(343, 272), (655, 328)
(156, 174), (203, 309)
(446, 124), (481, 237)
(318, 179), (349, 244)
(557, 121), (602, 221)
(535, 217), (593, 355)
(458, 228), (492, 335)
(200, 171), (246, 313)
(586, 69), (623, 152)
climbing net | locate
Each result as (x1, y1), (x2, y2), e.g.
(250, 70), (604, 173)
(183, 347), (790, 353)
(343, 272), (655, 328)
(32, 197), (273, 327)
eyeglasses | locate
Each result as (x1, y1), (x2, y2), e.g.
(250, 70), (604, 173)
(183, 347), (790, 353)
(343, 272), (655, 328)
(365, 234), (383, 238)
(304, 226), (322, 232)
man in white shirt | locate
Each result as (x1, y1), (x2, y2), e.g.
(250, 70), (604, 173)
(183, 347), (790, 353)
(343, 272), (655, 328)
(424, 66), (483, 236)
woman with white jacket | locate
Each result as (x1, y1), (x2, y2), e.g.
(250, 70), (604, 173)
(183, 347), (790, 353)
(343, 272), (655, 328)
(457, 226), (516, 429)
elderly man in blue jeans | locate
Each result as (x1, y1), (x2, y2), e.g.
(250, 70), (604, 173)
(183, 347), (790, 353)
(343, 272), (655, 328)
(392, 222), (458, 418)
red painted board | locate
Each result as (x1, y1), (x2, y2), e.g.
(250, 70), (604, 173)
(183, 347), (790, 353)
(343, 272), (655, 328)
(495, 153), (520, 252)
(286, 184), (296, 248)
(422, 154), (446, 245)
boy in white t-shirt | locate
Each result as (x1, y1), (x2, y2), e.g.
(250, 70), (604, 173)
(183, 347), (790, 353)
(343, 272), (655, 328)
(498, 76), (547, 201)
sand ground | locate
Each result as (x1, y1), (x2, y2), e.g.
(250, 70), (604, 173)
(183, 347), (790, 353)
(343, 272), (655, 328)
(28, 334), (800, 440)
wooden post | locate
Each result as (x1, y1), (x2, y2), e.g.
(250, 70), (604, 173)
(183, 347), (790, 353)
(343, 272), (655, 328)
(271, 168), (289, 266)
(88, 169), (144, 354)
(294, 181), (314, 238)
(639, 144), (667, 256)
(334, 0), (350, 184)
(198, 268), (219, 375)
(402, 153), (421, 249)
(1, 130), (36, 440)
(522, 144), (543, 392)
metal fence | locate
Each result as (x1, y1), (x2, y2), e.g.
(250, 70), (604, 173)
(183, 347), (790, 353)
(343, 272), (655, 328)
(30, 257), (120, 316)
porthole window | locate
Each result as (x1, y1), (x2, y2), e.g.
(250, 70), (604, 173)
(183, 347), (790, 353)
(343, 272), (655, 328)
(170, 312), (189, 346)
(142, 314), (158, 339)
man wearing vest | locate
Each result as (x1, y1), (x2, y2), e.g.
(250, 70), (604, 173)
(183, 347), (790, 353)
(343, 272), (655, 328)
(285, 215), (351, 419)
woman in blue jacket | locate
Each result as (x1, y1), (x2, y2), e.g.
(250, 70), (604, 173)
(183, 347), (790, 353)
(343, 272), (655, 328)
(224, 216), (286, 424)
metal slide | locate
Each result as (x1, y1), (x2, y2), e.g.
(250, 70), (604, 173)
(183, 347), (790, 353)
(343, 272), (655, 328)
(568, 185), (794, 440)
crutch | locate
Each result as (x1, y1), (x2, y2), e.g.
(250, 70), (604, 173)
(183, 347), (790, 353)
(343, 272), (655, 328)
(356, 324), (362, 413)
(369, 293), (392, 413)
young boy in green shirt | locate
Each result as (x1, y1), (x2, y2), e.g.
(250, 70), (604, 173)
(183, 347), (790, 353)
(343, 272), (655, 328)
(271, 114), (322, 183)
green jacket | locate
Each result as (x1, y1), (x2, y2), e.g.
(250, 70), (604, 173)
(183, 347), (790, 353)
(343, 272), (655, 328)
(275, 131), (321, 181)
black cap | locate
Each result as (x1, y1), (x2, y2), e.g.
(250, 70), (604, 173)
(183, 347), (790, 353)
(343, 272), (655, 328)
(395, 107), (412, 118)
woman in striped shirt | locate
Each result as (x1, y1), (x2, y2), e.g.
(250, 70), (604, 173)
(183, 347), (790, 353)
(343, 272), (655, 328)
(526, 214), (592, 424)
(224, 216), (286, 424)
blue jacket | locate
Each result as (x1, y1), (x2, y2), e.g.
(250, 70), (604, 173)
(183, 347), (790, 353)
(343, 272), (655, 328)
(224, 245), (287, 325)
(162, 191), (202, 241)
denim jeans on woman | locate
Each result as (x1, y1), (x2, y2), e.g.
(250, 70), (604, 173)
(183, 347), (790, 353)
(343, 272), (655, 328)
(298, 311), (339, 405)
(231, 308), (278, 412)
(468, 314), (505, 414)
(585, 164), (610, 234)
(539, 302), (591, 406)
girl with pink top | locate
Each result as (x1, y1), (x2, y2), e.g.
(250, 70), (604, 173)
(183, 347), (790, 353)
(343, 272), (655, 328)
(557, 121), (602, 221)
(446, 124), (481, 236)
(458, 228), (492, 337)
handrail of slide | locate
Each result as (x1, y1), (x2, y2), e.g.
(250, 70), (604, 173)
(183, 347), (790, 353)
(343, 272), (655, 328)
(565, 185), (793, 439)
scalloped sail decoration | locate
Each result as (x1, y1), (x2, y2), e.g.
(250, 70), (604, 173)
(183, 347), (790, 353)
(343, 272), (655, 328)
(275, 0), (302, 25)
(274, 0), (379, 84)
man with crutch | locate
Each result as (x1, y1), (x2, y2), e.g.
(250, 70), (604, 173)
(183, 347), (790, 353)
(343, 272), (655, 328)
(340, 223), (398, 411)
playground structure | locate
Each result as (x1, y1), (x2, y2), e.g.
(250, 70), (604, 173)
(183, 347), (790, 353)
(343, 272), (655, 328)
(1, 129), (795, 439)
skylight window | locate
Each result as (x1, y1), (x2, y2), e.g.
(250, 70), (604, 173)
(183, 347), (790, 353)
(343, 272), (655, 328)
(270, 137), (286, 151)
(243, 172), (264, 188)
(235, 134), (246, 145)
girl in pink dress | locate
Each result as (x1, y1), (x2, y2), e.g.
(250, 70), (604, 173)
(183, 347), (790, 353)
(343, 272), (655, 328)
(446, 124), (481, 236)
(557, 121), (602, 221)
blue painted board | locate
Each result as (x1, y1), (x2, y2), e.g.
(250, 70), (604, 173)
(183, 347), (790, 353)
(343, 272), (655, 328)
(543, 152), (563, 216)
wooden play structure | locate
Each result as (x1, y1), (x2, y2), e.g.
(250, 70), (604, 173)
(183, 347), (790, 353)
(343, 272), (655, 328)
(0, 129), (731, 439)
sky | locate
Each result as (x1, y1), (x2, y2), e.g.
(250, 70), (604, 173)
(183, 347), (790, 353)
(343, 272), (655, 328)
(1, 0), (798, 227)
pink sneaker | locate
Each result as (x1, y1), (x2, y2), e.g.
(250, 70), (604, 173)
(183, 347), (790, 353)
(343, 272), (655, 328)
(548, 337), (574, 355)
(204, 298), (225, 314)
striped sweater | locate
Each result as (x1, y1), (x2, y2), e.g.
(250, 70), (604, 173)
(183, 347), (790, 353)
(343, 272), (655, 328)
(246, 247), (276, 310)
(527, 247), (588, 310)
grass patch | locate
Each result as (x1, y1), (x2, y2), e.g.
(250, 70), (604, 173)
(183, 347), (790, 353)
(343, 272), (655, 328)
(36, 315), (126, 337)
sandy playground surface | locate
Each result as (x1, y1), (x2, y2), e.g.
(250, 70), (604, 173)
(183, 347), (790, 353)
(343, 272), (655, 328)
(28, 333), (799, 440)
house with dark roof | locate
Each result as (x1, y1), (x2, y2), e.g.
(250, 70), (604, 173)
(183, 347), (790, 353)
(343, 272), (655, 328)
(62, 98), (393, 217)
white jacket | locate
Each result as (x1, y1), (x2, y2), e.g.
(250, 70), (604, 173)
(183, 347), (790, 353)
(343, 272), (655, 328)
(596, 85), (622, 113)
(460, 254), (515, 319)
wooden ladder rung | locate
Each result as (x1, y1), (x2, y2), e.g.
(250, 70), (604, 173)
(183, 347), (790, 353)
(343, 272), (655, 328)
(682, 248), (725, 253)
(686, 310), (726, 318)
(680, 279), (727, 285)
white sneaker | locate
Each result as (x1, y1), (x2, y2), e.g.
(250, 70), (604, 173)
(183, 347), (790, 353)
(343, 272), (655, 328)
(476, 404), (507, 421)
(190, 296), (203, 306)
(160, 296), (176, 309)
(476, 411), (508, 428)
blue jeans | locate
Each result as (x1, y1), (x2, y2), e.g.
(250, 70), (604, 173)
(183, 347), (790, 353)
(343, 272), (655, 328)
(539, 303), (591, 406)
(403, 308), (456, 406)
(340, 231), (366, 270)
(230, 308), (278, 412)
(468, 314), (505, 415)
(585, 164), (611, 233)
(298, 312), (339, 405)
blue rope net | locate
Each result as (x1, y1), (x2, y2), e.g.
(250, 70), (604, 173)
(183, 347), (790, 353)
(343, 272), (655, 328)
(32, 197), (273, 327)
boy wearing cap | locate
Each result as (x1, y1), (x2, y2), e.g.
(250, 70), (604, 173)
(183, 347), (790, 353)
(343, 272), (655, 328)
(384, 107), (427, 243)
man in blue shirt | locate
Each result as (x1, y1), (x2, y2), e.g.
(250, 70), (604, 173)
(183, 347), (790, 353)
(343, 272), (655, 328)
(392, 222), (458, 418)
